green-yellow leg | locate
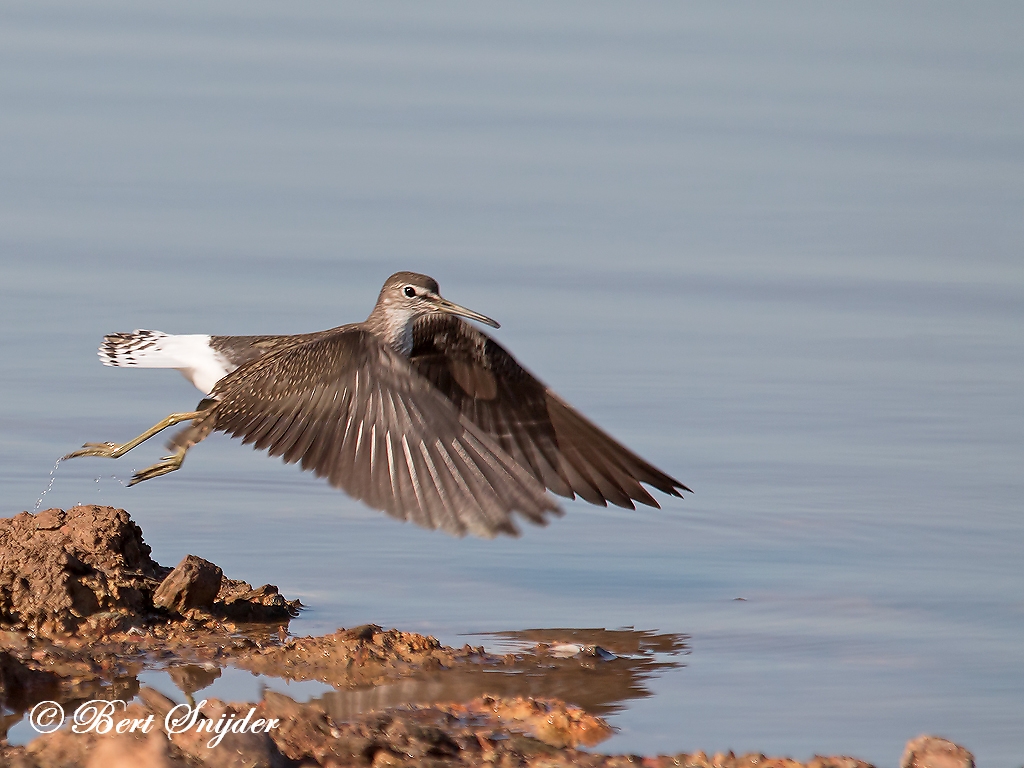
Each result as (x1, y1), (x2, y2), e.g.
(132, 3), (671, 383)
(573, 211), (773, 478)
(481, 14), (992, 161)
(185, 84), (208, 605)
(62, 411), (204, 461)
(128, 446), (189, 486)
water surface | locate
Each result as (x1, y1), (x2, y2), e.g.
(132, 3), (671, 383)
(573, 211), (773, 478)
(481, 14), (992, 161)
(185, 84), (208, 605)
(1, 3), (1022, 764)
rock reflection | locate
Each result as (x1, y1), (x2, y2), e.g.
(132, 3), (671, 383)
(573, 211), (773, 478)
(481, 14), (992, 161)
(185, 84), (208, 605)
(2, 627), (686, 744)
(0, 666), (140, 742)
(314, 627), (688, 723)
(167, 663), (222, 700)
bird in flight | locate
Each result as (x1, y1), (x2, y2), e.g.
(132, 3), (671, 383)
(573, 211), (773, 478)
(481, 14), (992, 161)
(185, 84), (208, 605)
(65, 272), (689, 537)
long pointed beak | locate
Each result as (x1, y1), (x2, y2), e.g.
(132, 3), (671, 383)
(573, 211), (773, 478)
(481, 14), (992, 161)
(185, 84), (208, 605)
(428, 294), (500, 329)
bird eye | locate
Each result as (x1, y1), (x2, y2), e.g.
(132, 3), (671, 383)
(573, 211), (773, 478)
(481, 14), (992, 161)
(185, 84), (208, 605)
(403, 286), (416, 298)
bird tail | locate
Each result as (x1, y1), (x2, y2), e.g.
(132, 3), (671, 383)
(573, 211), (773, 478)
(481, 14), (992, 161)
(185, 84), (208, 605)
(99, 330), (227, 395)
(99, 330), (210, 369)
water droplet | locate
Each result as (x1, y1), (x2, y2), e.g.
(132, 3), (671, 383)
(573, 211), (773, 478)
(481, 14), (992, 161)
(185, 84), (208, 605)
(34, 458), (63, 511)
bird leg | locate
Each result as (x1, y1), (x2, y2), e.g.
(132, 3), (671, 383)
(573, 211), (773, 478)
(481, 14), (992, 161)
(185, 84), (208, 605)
(128, 408), (219, 486)
(62, 410), (206, 462)
(127, 445), (189, 486)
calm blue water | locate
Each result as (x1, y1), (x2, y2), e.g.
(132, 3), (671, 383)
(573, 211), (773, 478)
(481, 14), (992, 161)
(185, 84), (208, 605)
(1, 3), (1022, 764)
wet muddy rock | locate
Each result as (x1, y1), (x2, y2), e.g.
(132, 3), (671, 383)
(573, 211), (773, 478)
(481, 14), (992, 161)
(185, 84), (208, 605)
(153, 555), (223, 614)
(901, 735), (975, 768)
(0, 506), (298, 639)
(0, 506), (976, 768)
(237, 625), (476, 688)
(0, 684), (898, 768)
(0, 506), (163, 636)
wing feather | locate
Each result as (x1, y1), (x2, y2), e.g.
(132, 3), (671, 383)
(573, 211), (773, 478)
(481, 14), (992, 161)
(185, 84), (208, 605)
(209, 326), (557, 537)
(410, 314), (689, 509)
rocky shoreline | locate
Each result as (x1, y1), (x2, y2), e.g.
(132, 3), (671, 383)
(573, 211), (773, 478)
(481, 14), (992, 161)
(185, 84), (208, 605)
(0, 506), (973, 768)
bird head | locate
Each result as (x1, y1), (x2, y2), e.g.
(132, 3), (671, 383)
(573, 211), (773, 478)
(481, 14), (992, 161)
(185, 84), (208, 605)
(371, 272), (500, 354)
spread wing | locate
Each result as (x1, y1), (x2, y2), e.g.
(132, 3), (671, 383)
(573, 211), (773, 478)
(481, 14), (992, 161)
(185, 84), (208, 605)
(410, 315), (690, 509)
(209, 327), (559, 537)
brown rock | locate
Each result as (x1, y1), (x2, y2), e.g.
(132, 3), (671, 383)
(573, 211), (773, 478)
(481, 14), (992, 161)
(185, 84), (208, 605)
(140, 688), (288, 768)
(2, 679), (895, 768)
(260, 690), (613, 766)
(216, 579), (298, 623)
(472, 694), (613, 748)
(153, 555), (223, 614)
(261, 690), (353, 764)
(808, 758), (875, 768)
(22, 696), (189, 768)
(236, 625), (463, 688)
(85, 731), (180, 768)
(0, 506), (164, 636)
(901, 735), (974, 768)
(185, 698), (287, 768)
(0, 506), (296, 639)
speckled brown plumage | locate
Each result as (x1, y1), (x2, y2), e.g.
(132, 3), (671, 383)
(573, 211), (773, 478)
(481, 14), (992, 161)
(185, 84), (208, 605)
(71, 272), (689, 538)
(408, 314), (688, 509)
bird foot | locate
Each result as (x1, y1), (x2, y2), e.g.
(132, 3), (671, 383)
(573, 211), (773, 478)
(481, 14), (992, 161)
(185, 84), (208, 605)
(62, 442), (122, 460)
(128, 454), (184, 486)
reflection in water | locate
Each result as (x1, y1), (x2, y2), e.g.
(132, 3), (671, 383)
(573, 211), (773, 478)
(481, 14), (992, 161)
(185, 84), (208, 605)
(315, 627), (688, 723)
(167, 663), (222, 701)
(3, 627), (687, 744)
(0, 672), (140, 743)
